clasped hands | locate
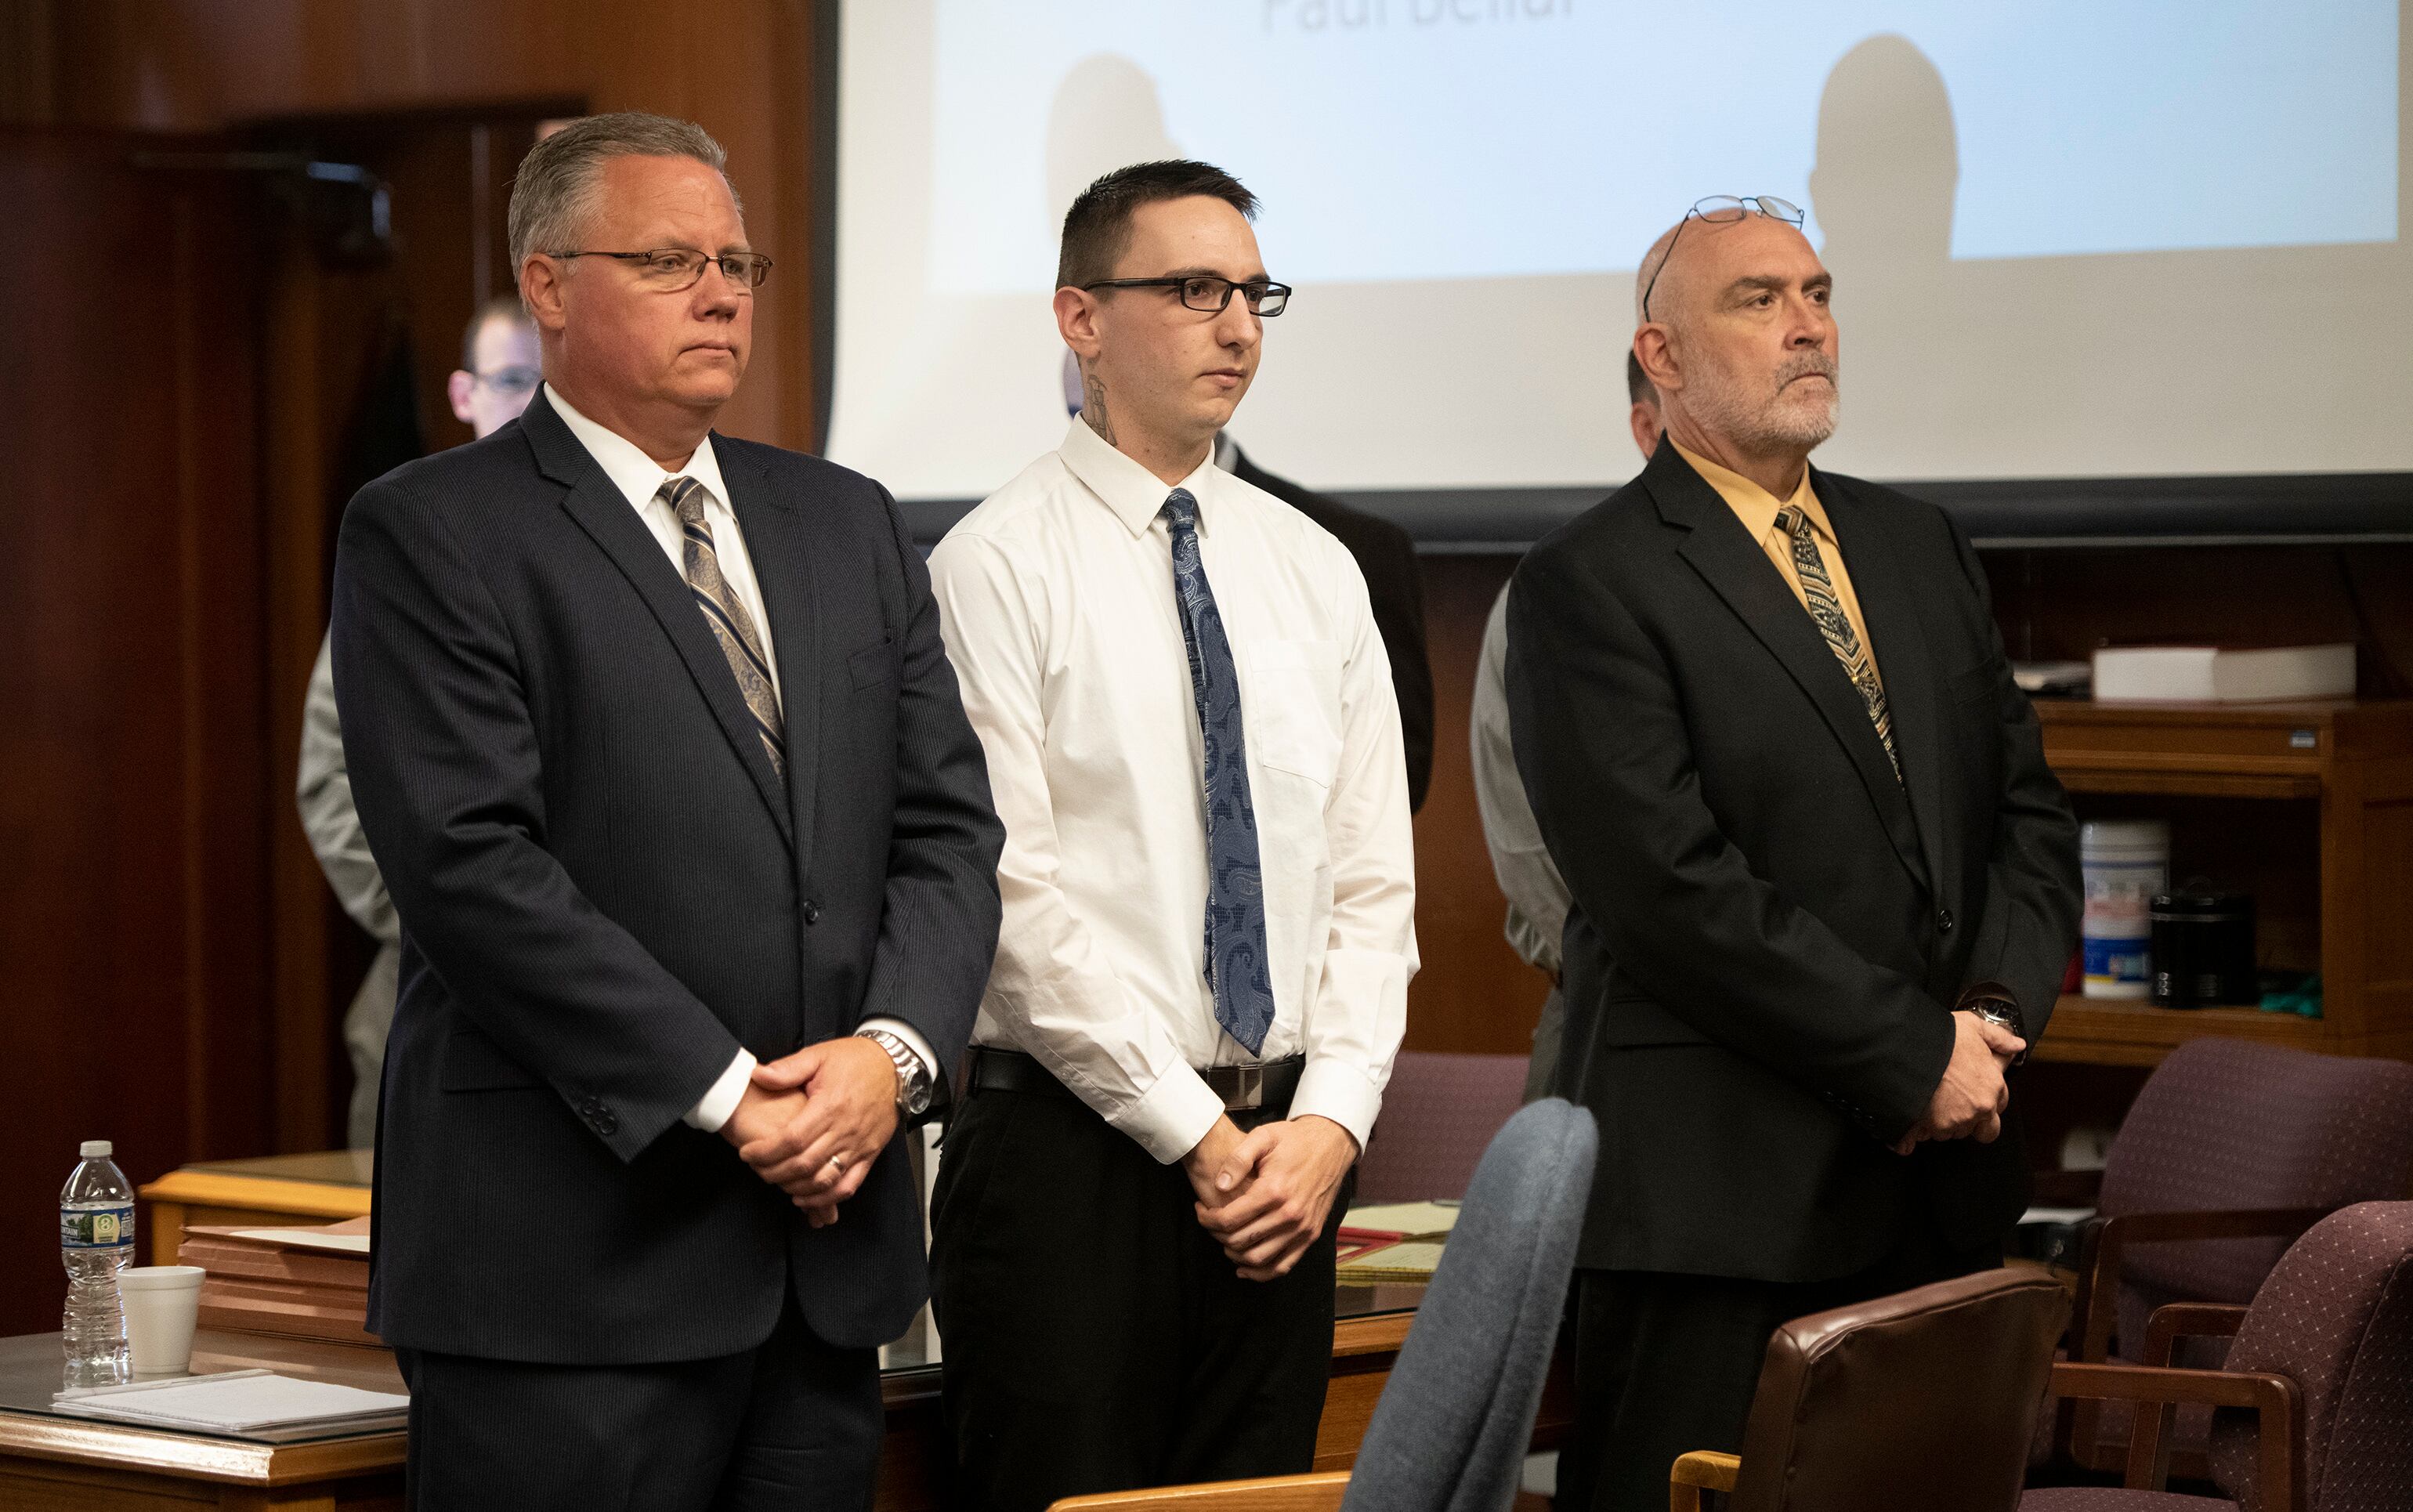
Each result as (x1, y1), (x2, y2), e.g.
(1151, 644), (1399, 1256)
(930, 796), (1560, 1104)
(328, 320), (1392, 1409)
(720, 1036), (900, 1228)
(1183, 1112), (1359, 1282)
(1891, 1010), (2028, 1157)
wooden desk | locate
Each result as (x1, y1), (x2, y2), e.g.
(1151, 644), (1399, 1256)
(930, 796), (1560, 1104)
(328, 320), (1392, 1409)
(0, 1289), (1552, 1510)
(0, 1330), (404, 1510)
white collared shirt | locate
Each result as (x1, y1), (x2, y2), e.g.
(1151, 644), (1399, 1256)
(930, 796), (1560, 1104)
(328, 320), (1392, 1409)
(544, 385), (780, 696)
(929, 418), (1418, 1163)
(540, 385), (932, 1132)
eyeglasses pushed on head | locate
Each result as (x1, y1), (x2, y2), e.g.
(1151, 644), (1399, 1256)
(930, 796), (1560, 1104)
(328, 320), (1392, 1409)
(1640, 195), (1806, 322)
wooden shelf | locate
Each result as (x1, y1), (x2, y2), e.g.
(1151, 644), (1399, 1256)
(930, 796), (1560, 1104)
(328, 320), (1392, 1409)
(2030, 698), (2413, 1067)
(2031, 996), (2326, 1068)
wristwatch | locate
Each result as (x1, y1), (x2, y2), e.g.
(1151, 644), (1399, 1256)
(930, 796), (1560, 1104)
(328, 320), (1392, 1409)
(859, 1028), (934, 1120)
(1955, 980), (2031, 1069)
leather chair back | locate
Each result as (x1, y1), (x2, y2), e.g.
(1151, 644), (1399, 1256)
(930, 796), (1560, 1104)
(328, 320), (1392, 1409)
(1730, 1268), (2070, 1512)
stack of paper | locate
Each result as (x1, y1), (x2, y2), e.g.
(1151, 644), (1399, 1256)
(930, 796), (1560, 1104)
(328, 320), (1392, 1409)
(1337, 1200), (1460, 1283)
(182, 1219), (376, 1347)
(55, 1369), (407, 1438)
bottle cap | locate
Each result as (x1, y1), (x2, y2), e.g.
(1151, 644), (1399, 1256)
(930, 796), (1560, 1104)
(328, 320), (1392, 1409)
(79, 1140), (112, 1159)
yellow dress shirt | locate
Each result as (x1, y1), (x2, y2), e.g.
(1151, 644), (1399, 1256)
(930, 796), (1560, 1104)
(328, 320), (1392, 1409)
(1672, 441), (1885, 691)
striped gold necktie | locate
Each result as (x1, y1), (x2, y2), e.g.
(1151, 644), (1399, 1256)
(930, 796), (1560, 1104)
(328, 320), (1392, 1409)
(1776, 505), (1899, 782)
(660, 476), (786, 779)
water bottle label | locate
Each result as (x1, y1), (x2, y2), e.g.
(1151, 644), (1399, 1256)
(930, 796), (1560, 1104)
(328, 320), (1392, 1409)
(61, 1205), (135, 1250)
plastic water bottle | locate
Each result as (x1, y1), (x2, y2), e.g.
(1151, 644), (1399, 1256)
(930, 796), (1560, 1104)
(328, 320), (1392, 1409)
(60, 1139), (135, 1388)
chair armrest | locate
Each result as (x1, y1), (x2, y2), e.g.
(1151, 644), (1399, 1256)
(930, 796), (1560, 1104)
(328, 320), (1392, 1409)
(1046, 1471), (1352, 1511)
(1669, 1451), (1740, 1512)
(2140, 1302), (2252, 1368)
(2074, 1206), (2328, 1363)
(2049, 1362), (2301, 1506)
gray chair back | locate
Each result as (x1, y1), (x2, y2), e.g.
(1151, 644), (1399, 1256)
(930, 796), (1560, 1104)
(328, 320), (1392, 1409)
(1338, 1098), (1597, 1512)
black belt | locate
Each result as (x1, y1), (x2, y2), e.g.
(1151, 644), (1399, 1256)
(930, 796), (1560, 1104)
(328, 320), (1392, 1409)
(968, 1047), (1304, 1115)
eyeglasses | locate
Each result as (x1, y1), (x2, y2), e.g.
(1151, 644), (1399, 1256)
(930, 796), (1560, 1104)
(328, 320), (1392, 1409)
(1639, 196), (1806, 321)
(473, 365), (541, 397)
(548, 247), (773, 292)
(1080, 275), (1292, 317)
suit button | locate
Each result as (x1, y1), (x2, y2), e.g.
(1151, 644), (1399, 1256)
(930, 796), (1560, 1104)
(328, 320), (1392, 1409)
(804, 901), (823, 925)
(1938, 909), (1955, 933)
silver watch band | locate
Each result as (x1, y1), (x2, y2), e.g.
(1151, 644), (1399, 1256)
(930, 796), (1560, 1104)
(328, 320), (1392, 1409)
(859, 1029), (930, 1115)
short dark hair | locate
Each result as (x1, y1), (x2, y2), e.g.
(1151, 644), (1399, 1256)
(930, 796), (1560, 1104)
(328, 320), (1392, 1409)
(1057, 159), (1258, 291)
(461, 295), (533, 371)
(1626, 349), (1657, 407)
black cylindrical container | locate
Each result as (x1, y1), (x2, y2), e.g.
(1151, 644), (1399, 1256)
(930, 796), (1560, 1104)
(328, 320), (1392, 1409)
(2150, 885), (2256, 1008)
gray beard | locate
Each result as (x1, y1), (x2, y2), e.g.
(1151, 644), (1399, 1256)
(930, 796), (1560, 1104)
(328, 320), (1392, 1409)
(1688, 355), (1840, 454)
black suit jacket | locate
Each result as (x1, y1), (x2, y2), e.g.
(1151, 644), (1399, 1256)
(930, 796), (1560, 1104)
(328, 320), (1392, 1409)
(331, 390), (1003, 1364)
(1228, 446), (1435, 811)
(1506, 441), (2078, 1282)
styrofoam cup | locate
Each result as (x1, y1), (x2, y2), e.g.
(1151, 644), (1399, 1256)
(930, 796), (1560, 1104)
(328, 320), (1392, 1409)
(120, 1266), (205, 1376)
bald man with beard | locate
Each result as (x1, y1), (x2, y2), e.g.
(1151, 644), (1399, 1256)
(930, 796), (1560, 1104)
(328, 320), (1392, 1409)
(1505, 202), (2078, 1510)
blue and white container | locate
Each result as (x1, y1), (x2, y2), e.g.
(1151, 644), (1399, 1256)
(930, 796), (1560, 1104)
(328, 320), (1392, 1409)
(2081, 820), (2169, 1000)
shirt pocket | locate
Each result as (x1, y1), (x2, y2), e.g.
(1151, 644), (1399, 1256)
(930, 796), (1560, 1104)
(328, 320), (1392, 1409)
(1240, 638), (1344, 789)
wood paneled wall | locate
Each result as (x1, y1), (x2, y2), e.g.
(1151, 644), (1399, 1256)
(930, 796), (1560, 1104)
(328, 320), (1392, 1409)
(0, 130), (272, 1336)
(27, 0), (821, 453)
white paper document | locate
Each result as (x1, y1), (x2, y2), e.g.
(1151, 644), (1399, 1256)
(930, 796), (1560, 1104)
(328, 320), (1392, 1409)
(55, 1369), (407, 1433)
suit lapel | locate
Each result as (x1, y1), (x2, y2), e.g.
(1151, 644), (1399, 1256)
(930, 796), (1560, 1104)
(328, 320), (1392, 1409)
(719, 439), (821, 885)
(530, 395), (794, 848)
(1647, 447), (1928, 889)
(1818, 472), (1945, 896)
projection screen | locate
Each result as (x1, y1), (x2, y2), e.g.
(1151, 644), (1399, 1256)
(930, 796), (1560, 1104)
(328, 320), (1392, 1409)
(823, 1), (2412, 534)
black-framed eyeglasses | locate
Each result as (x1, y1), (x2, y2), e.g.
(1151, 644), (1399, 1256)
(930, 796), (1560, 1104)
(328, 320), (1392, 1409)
(548, 247), (773, 292)
(1080, 275), (1292, 317)
(1639, 196), (1806, 321)
(473, 365), (541, 397)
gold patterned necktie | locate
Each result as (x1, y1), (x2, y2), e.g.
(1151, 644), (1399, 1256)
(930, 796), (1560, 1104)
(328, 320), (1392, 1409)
(1776, 505), (1899, 782)
(661, 476), (786, 779)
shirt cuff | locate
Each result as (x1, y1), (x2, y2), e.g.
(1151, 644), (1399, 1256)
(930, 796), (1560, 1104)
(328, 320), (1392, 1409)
(1110, 1063), (1229, 1166)
(683, 1048), (757, 1134)
(1289, 1056), (1384, 1155)
(856, 1017), (938, 1082)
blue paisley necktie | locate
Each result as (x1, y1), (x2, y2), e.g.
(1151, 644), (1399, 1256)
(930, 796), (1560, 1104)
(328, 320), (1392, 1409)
(1161, 488), (1276, 1055)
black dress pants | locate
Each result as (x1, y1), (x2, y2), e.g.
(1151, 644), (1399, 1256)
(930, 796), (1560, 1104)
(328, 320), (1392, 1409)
(1554, 1214), (2000, 1512)
(396, 1293), (881, 1512)
(930, 1084), (1348, 1512)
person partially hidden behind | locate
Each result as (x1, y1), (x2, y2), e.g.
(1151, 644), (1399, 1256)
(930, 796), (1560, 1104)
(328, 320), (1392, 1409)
(929, 160), (1417, 1512)
(1472, 351), (1659, 1102)
(1507, 198), (2080, 1511)
(298, 295), (541, 1151)
(331, 113), (1003, 1510)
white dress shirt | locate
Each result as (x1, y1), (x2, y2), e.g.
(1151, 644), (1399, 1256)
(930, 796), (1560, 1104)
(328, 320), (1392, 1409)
(1470, 581), (1570, 975)
(929, 418), (1418, 1164)
(541, 385), (933, 1133)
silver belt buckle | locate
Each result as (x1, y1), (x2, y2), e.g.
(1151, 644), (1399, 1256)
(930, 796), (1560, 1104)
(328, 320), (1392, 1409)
(1220, 1065), (1264, 1112)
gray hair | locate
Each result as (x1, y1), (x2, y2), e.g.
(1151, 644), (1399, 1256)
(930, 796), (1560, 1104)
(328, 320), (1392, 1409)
(506, 112), (741, 273)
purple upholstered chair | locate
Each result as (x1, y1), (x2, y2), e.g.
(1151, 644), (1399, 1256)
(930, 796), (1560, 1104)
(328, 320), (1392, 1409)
(2051, 1040), (2413, 1475)
(1353, 1051), (1531, 1204)
(2025, 1200), (2413, 1512)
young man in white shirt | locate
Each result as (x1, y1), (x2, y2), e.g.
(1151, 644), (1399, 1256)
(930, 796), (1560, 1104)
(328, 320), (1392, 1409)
(927, 160), (1418, 1512)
